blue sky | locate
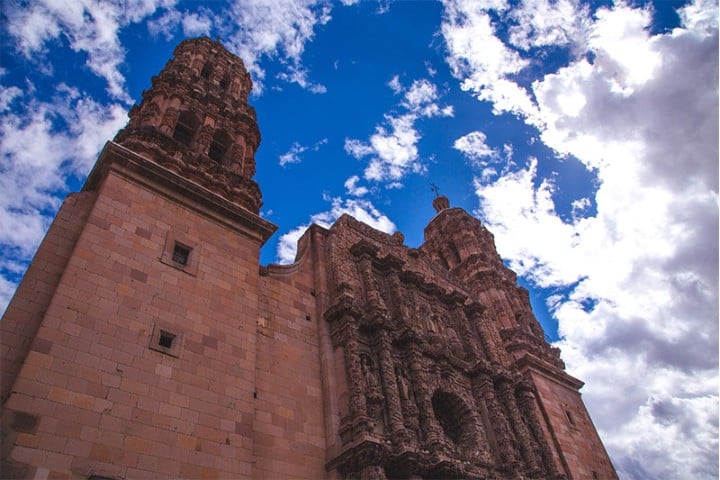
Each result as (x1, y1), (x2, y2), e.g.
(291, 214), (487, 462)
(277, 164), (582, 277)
(1, 0), (717, 478)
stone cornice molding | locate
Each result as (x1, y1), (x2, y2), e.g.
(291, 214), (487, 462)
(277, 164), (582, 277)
(83, 141), (277, 245)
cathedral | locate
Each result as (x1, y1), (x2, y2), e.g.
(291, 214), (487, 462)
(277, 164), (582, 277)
(1, 38), (617, 479)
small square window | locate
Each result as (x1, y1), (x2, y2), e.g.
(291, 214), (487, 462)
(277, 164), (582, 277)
(172, 243), (191, 265)
(161, 231), (200, 276)
(158, 330), (175, 348)
(150, 324), (182, 358)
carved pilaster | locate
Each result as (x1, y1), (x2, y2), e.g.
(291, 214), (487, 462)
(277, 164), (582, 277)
(160, 107), (179, 135)
(450, 305), (478, 360)
(406, 347), (441, 446)
(140, 102), (160, 126)
(229, 143), (245, 173)
(471, 376), (521, 475)
(358, 256), (385, 312)
(196, 124), (214, 155)
(387, 270), (410, 323)
(360, 465), (387, 480)
(517, 386), (565, 479)
(376, 331), (406, 444)
(345, 321), (370, 430)
(497, 381), (541, 475)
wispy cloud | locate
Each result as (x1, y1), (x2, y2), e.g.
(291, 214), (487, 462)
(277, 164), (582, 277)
(279, 138), (328, 166)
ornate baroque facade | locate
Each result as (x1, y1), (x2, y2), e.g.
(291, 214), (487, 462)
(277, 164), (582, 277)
(1, 38), (617, 479)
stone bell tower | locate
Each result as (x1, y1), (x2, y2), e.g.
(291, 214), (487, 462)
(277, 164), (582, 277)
(1, 37), (277, 479)
(115, 36), (263, 212)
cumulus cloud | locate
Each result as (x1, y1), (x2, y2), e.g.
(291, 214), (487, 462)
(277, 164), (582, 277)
(276, 197), (396, 263)
(442, 0), (541, 123)
(445, 0), (718, 478)
(148, 7), (214, 39)
(279, 138), (328, 166)
(507, 0), (590, 51)
(453, 130), (497, 167)
(345, 78), (453, 184)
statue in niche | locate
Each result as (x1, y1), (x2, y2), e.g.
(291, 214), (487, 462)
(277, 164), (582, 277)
(395, 365), (412, 402)
(425, 312), (439, 333)
(361, 355), (379, 389)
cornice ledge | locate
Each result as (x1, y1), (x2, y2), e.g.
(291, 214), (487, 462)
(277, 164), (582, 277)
(84, 141), (277, 245)
(514, 353), (584, 391)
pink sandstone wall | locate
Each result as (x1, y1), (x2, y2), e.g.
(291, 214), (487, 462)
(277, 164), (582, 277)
(529, 370), (617, 479)
(3, 170), (263, 479)
(1, 192), (95, 403)
(254, 256), (326, 478)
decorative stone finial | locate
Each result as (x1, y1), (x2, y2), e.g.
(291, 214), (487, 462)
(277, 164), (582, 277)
(432, 195), (450, 212)
(430, 183), (450, 212)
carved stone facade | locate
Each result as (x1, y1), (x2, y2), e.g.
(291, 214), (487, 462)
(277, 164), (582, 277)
(1, 38), (617, 479)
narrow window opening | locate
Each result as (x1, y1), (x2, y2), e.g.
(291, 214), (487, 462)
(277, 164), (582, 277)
(172, 243), (191, 265)
(158, 331), (175, 349)
(172, 111), (199, 146)
(208, 130), (232, 163)
(305, 315), (311, 322)
(200, 63), (213, 79)
(566, 410), (576, 427)
(219, 74), (230, 90)
(591, 471), (599, 480)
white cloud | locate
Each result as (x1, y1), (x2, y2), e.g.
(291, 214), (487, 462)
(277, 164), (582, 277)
(679, 0), (719, 34)
(279, 138), (328, 166)
(181, 10), (213, 36)
(507, 0), (590, 50)
(0, 85), (23, 113)
(276, 197), (396, 263)
(276, 65), (327, 93)
(346, 78), (453, 184)
(3, 0), (175, 102)
(451, 0), (719, 477)
(223, 0), (332, 93)
(0, 89), (127, 313)
(442, 0), (542, 123)
(388, 75), (403, 94)
(453, 130), (496, 167)
(344, 175), (369, 197)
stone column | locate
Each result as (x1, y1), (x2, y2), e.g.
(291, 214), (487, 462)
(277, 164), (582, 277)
(196, 124), (214, 156)
(497, 381), (541, 474)
(406, 347), (441, 445)
(471, 376), (520, 474)
(344, 321), (368, 422)
(376, 330), (405, 441)
(159, 107), (179, 136)
(358, 257), (384, 311)
(517, 387), (563, 479)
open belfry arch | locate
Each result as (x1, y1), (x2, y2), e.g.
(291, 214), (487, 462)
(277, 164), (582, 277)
(1, 37), (617, 479)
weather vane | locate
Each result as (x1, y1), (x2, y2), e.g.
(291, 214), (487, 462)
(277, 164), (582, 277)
(430, 182), (441, 198)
